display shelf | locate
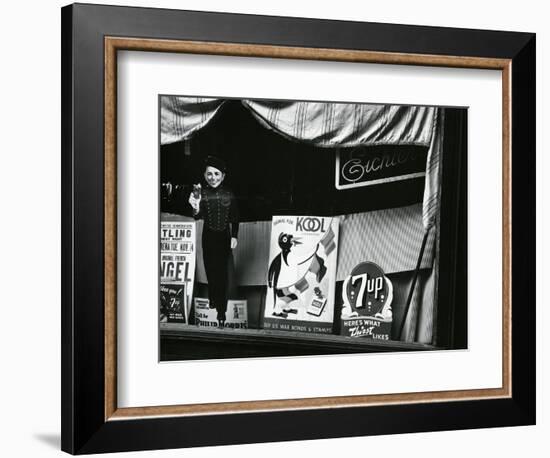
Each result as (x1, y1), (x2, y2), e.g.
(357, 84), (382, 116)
(160, 323), (438, 360)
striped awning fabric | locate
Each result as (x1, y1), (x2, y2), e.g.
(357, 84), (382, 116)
(161, 97), (443, 232)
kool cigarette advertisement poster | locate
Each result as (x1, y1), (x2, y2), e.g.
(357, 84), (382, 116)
(263, 215), (339, 334)
(160, 221), (196, 323)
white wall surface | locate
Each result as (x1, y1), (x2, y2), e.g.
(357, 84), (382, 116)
(0, 0), (545, 457)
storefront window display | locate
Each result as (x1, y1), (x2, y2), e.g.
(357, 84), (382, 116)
(159, 96), (467, 361)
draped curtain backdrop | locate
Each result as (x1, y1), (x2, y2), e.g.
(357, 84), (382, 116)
(160, 97), (443, 232)
(160, 97), (226, 145)
(160, 96), (445, 343)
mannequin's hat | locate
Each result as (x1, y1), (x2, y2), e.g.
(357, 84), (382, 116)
(204, 155), (226, 173)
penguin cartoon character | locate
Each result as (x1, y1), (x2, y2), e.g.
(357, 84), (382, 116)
(267, 232), (302, 317)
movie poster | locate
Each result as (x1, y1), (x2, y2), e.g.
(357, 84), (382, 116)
(263, 215), (339, 334)
(160, 221), (196, 323)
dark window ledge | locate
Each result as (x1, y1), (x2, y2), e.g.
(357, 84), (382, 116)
(160, 323), (439, 361)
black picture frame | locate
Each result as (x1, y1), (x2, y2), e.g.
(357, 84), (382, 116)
(61, 3), (535, 454)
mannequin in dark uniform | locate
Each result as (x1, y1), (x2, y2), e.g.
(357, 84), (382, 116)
(189, 156), (239, 327)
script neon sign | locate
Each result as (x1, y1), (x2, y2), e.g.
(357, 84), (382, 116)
(335, 146), (427, 189)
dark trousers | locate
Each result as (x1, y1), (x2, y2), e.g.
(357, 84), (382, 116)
(202, 227), (231, 321)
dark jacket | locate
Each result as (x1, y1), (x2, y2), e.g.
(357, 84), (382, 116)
(193, 185), (239, 238)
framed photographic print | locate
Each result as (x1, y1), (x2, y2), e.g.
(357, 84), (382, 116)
(61, 3), (536, 454)
(159, 95), (462, 359)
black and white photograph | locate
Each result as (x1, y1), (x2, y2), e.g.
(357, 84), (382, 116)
(1, 0), (542, 456)
(159, 96), (467, 361)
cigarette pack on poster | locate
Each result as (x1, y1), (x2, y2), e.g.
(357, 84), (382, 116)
(263, 215), (339, 334)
